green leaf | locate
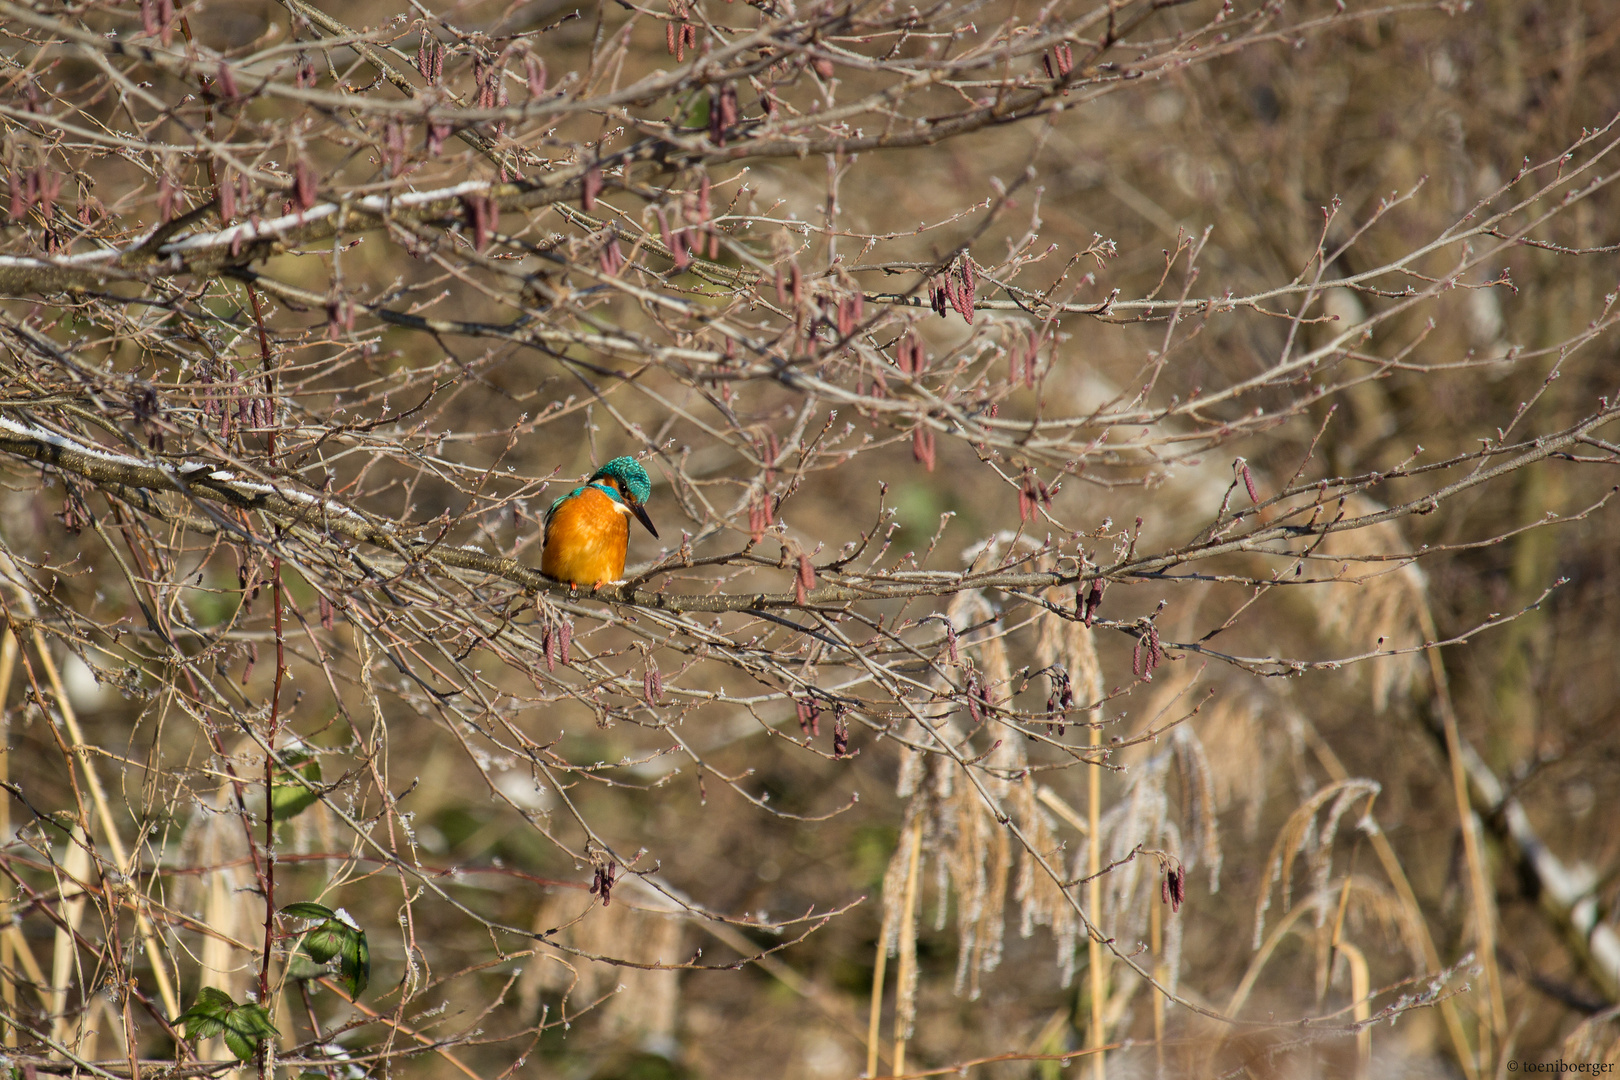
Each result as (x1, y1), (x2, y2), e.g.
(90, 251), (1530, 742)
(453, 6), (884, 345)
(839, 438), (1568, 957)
(222, 1026), (255, 1062)
(303, 921), (347, 965)
(221, 1001), (278, 1062)
(286, 905), (369, 998)
(271, 758), (322, 820)
(178, 1009), (226, 1041)
(338, 926), (370, 998)
(175, 985), (234, 1040)
(193, 985), (237, 1011)
(177, 988), (277, 1060)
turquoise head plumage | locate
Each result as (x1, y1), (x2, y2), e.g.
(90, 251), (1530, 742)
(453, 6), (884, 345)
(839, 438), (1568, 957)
(591, 456), (654, 508)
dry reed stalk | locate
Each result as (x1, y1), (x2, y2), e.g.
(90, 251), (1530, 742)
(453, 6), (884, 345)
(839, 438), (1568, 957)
(1302, 497), (1489, 1080)
(1028, 607), (1114, 1065)
(1225, 878), (1414, 1020)
(47, 826), (90, 1054)
(1151, 897), (1165, 1079)
(877, 577), (1079, 1041)
(1064, 617), (1106, 1080)
(0, 629), (13, 1049)
(1338, 940), (1372, 1080)
(866, 874), (896, 1079)
(1299, 721), (1480, 1080)
(7, 601), (182, 1021)
(1226, 894), (1323, 1019)
(1305, 493), (1504, 1066)
(1419, 599), (1507, 1070)
(1324, 859), (1373, 1078)
(177, 777), (259, 1072)
(1087, 713), (1105, 1080)
(891, 818), (923, 1078)
(2, 925), (48, 1017)
(1252, 779), (1381, 943)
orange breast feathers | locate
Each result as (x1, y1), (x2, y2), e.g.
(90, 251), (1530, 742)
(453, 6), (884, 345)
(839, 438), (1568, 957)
(541, 485), (632, 587)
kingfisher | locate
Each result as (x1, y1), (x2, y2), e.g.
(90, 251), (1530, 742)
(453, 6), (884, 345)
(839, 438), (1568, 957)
(541, 456), (659, 589)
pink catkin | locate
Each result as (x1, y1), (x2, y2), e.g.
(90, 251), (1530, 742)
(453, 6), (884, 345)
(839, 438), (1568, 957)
(427, 122), (450, 156)
(656, 207), (674, 254)
(913, 427), (936, 471)
(1082, 579), (1105, 627)
(582, 166), (602, 212)
(7, 170), (25, 222)
(156, 175), (175, 222)
(600, 236), (624, 275)
(36, 171), (59, 221)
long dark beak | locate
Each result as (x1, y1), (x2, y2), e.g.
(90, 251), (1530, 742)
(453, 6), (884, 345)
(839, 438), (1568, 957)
(631, 501), (659, 538)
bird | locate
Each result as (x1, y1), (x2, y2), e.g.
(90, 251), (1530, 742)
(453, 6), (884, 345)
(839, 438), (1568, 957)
(541, 456), (659, 589)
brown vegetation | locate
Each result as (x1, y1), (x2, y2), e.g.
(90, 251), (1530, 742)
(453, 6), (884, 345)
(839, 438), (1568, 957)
(1, 0), (1619, 1075)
